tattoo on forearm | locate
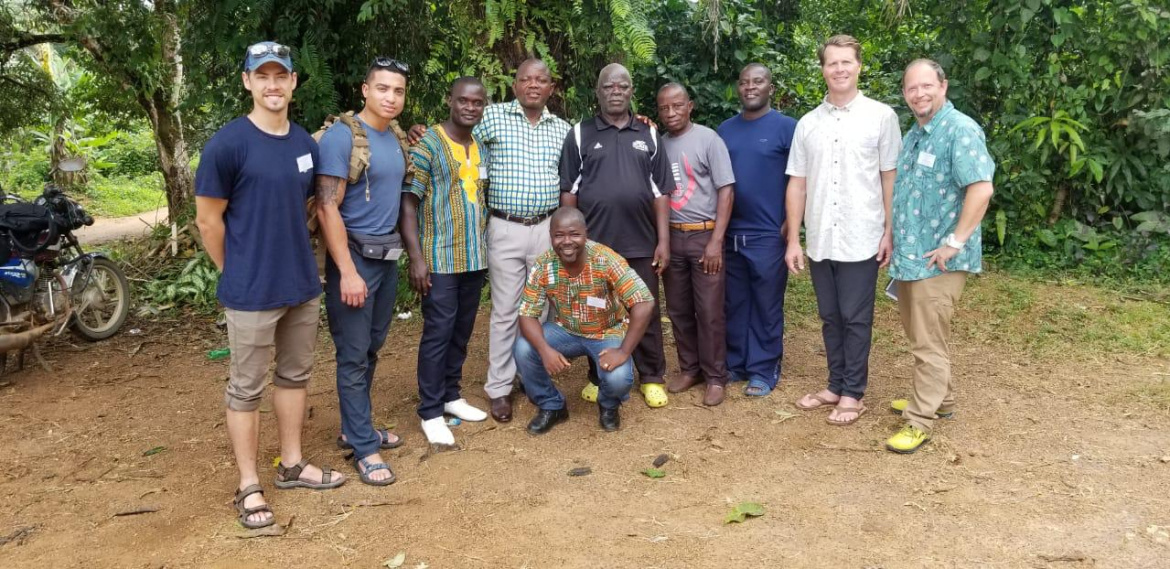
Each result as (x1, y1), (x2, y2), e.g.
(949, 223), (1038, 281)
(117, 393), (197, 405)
(315, 176), (342, 205)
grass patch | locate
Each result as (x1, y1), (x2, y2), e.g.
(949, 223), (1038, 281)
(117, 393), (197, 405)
(1130, 376), (1170, 410)
(80, 173), (166, 217)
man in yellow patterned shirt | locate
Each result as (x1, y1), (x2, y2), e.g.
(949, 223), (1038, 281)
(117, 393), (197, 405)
(513, 207), (655, 434)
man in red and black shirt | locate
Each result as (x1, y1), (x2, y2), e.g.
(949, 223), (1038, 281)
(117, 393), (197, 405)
(559, 63), (673, 409)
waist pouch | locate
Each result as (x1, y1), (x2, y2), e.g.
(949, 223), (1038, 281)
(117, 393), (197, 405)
(347, 231), (403, 261)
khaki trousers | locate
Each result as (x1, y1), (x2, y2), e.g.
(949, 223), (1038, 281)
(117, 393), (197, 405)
(897, 272), (968, 432)
(484, 216), (551, 399)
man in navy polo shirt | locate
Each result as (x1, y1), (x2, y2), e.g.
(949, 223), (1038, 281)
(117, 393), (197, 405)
(196, 41), (345, 530)
(316, 57), (413, 486)
(559, 63), (673, 409)
(717, 63), (798, 398)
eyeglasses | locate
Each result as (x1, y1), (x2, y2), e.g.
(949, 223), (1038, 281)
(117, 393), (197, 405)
(248, 43), (291, 58)
(372, 57), (410, 76)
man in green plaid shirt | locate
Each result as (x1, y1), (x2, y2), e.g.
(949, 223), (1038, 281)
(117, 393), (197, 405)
(473, 59), (571, 423)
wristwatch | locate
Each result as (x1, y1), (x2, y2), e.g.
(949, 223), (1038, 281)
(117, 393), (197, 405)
(944, 233), (966, 251)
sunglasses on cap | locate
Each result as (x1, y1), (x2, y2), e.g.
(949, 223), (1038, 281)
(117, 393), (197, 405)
(372, 57), (410, 76)
(248, 43), (291, 58)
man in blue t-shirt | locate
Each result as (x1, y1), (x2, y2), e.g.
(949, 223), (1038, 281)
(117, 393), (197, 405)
(315, 58), (413, 486)
(716, 63), (798, 397)
(195, 42), (345, 530)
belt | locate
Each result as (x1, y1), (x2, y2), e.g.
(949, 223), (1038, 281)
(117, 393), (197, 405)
(490, 208), (555, 226)
(670, 220), (716, 232)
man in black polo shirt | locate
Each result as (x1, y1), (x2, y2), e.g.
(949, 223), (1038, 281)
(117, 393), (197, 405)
(559, 63), (673, 409)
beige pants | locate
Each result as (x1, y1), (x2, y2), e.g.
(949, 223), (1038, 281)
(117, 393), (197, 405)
(484, 216), (551, 399)
(897, 272), (968, 432)
(224, 298), (320, 411)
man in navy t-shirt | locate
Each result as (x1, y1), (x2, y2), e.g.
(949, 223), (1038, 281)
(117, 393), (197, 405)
(716, 63), (798, 397)
(195, 41), (345, 530)
(315, 58), (413, 487)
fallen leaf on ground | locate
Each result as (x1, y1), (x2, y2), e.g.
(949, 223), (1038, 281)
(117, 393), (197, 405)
(141, 446), (166, 457)
(774, 409), (797, 422)
(652, 454), (670, 467)
(724, 501), (765, 524)
(568, 467), (592, 477)
(642, 468), (666, 479)
(384, 552), (406, 568)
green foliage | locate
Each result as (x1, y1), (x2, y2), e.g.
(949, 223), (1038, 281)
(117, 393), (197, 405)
(724, 501), (765, 524)
(141, 252), (221, 313)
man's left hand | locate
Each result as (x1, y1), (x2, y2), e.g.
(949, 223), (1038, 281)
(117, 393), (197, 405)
(652, 243), (670, 276)
(597, 348), (631, 373)
(634, 114), (658, 130)
(876, 231), (893, 268)
(700, 238), (723, 274)
(924, 245), (959, 272)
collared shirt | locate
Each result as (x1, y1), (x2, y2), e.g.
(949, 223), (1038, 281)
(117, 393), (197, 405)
(519, 240), (654, 340)
(472, 100), (570, 218)
(889, 101), (995, 281)
(786, 92), (902, 262)
(559, 113), (672, 259)
(405, 125), (490, 274)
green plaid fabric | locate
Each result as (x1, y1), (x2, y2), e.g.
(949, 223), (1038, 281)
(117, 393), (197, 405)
(473, 100), (570, 218)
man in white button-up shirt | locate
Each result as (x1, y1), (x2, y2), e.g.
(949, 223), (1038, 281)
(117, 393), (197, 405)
(784, 34), (902, 426)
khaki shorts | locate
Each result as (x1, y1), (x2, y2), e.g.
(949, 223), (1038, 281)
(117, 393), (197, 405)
(223, 298), (320, 411)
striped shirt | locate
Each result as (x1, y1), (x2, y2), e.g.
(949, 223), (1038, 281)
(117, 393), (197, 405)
(405, 126), (490, 274)
(473, 100), (570, 218)
(519, 241), (654, 340)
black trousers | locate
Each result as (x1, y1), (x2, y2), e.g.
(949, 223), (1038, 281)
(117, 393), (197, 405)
(809, 256), (878, 400)
(416, 270), (487, 420)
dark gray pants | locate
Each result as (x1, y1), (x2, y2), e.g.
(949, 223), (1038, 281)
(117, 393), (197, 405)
(416, 270), (487, 420)
(809, 256), (878, 400)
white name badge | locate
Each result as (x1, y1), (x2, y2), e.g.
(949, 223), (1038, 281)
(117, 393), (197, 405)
(586, 296), (607, 309)
(297, 153), (314, 173)
(478, 165), (488, 179)
(916, 151), (936, 168)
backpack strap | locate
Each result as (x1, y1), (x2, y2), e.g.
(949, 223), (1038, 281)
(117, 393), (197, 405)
(335, 112), (371, 185)
(389, 119), (416, 188)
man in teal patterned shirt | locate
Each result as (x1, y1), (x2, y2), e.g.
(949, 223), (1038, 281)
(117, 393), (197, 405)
(885, 59), (995, 454)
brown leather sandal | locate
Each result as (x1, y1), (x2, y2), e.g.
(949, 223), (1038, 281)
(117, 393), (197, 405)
(234, 484), (275, 529)
(826, 404), (868, 426)
(796, 392), (839, 410)
(274, 458), (345, 490)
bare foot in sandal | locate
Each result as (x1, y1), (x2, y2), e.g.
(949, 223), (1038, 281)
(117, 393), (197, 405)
(359, 452), (394, 483)
(275, 458), (346, 489)
(234, 483), (274, 529)
(827, 396), (866, 426)
(796, 389), (840, 410)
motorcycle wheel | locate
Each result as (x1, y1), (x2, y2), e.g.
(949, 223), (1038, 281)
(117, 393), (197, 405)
(71, 257), (131, 341)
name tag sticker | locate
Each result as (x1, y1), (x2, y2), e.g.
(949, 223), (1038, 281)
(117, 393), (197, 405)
(297, 154), (314, 173)
(478, 166), (488, 179)
(916, 151), (936, 168)
(586, 296), (607, 309)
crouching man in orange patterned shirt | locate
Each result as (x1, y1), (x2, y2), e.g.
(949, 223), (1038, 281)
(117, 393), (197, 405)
(513, 207), (655, 434)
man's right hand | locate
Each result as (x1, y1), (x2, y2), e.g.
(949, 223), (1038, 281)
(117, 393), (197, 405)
(409, 261), (431, 296)
(540, 347), (571, 376)
(340, 270), (369, 308)
(784, 242), (806, 274)
(408, 124), (427, 145)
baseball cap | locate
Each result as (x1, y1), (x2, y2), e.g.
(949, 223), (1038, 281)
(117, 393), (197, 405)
(243, 41), (293, 72)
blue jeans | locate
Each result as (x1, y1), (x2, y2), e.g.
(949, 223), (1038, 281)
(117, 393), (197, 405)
(325, 253), (398, 460)
(514, 322), (634, 410)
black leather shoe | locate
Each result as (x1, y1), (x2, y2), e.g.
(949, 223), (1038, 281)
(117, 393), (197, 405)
(526, 408), (569, 435)
(599, 406), (621, 432)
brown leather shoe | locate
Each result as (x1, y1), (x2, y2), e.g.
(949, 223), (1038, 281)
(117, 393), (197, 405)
(666, 373), (703, 394)
(490, 396), (513, 423)
(702, 383), (726, 406)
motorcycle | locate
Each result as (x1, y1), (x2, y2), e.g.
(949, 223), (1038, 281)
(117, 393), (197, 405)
(0, 158), (131, 362)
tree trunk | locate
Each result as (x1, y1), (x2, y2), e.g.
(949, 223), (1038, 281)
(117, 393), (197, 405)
(142, 93), (194, 218)
(1047, 184), (1068, 225)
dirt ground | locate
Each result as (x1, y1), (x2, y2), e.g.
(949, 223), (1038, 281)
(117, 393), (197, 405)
(1, 290), (1168, 568)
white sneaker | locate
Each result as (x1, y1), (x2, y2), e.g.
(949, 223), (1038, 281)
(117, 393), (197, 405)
(421, 417), (455, 446)
(443, 398), (488, 422)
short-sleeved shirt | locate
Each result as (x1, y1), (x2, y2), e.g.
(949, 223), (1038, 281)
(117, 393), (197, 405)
(717, 109), (798, 234)
(662, 124), (736, 223)
(559, 113), (673, 259)
(194, 117), (321, 311)
(889, 101), (995, 281)
(786, 93), (902, 262)
(519, 241), (654, 340)
(317, 116), (407, 235)
(473, 100), (570, 218)
(406, 126), (490, 274)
